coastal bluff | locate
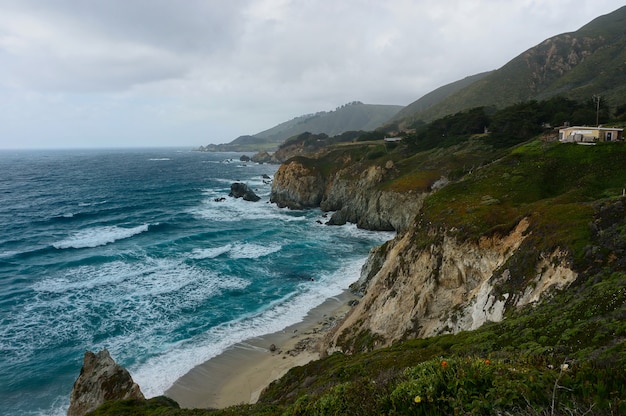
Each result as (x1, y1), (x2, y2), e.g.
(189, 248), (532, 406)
(270, 157), (424, 232)
(68, 349), (145, 416)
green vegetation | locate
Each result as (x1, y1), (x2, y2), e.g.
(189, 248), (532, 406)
(91, 97), (626, 415)
(397, 6), (626, 125)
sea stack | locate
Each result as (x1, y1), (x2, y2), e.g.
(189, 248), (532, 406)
(229, 182), (261, 201)
(67, 349), (145, 416)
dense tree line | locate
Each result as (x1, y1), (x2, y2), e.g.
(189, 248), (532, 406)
(405, 96), (618, 151)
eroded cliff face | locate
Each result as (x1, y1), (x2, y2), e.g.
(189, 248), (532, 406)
(270, 158), (326, 209)
(324, 217), (577, 354)
(271, 159), (425, 232)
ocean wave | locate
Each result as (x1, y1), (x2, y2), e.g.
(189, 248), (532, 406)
(190, 245), (232, 259)
(7, 257), (251, 362)
(148, 158), (171, 161)
(190, 194), (307, 223)
(52, 224), (151, 249)
(131, 256), (368, 398)
(190, 242), (282, 260)
(78, 200), (107, 207)
(228, 242), (282, 259)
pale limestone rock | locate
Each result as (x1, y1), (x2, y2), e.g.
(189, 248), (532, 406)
(323, 217), (577, 354)
(67, 349), (144, 416)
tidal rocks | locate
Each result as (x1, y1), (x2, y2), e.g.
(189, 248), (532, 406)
(67, 349), (144, 416)
(229, 182), (261, 202)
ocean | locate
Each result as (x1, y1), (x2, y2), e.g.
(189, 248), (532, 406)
(0, 148), (393, 415)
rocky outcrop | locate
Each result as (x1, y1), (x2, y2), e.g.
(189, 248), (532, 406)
(251, 151), (281, 164)
(270, 159), (326, 209)
(229, 182), (261, 202)
(271, 159), (425, 232)
(320, 164), (425, 232)
(323, 217), (577, 354)
(68, 349), (144, 416)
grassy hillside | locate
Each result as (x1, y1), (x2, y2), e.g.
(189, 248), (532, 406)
(89, 101), (626, 415)
(391, 71), (492, 123)
(399, 6), (626, 125)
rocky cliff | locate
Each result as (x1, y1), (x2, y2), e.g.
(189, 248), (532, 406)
(68, 349), (145, 416)
(323, 216), (577, 354)
(270, 157), (425, 232)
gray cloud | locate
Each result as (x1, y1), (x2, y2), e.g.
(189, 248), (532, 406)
(0, 0), (624, 148)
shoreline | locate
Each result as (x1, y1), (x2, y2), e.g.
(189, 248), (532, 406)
(165, 291), (356, 409)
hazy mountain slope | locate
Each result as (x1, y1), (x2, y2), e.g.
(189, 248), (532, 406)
(200, 102), (403, 152)
(391, 71), (493, 122)
(400, 5), (626, 125)
(256, 102), (403, 142)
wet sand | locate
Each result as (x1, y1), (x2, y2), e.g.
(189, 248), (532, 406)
(165, 291), (356, 409)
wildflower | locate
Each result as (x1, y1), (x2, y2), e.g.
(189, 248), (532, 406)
(414, 395), (422, 404)
(441, 360), (448, 367)
(484, 359), (491, 365)
(560, 363), (569, 371)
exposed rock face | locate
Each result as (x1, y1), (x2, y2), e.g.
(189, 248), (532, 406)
(229, 182), (261, 202)
(68, 349), (144, 416)
(271, 159), (424, 231)
(270, 159), (326, 209)
(320, 165), (425, 232)
(324, 218), (577, 354)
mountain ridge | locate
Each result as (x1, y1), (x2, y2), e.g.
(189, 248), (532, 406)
(199, 102), (403, 152)
(396, 5), (626, 125)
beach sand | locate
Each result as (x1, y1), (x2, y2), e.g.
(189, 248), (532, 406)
(165, 291), (356, 409)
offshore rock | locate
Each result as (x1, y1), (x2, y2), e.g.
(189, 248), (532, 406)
(229, 182), (261, 202)
(67, 349), (144, 416)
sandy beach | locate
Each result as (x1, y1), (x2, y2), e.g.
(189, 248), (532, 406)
(165, 291), (357, 409)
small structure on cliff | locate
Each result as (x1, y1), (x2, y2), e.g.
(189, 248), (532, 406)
(67, 349), (145, 416)
(559, 126), (624, 143)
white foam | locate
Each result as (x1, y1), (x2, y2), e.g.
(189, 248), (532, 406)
(228, 242), (282, 259)
(190, 244), (232, 259)
(131, 256), (367, 398)
(78, 200), (107, 207)
(52, 224), (150, 249)
(4, 257), (251, 367)
(190, 194), (307, 223)
(0, 250), (19, 259)
(148, 158), (171, 161)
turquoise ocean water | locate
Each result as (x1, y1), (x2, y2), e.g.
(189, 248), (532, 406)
(0, 148), (392, 415)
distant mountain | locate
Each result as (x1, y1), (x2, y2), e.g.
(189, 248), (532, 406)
(199, 102), (403, 152)
(397, 5), (626, 125)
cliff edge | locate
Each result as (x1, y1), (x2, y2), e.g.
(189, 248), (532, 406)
(68, 349), (144, 416)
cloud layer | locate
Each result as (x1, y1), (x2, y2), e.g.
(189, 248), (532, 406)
(0, 0), (623, 148)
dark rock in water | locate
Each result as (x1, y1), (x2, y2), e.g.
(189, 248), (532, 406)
(229, 182), (261, 202)
(240, 155), (251, 162)
(67, 349), (145, 416)
(214, 197), (226, 202)
(262, 173), (271, 180)
(327, 209), (348, 226)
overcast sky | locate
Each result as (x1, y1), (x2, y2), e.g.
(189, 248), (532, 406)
(0, 0), (623, 149)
